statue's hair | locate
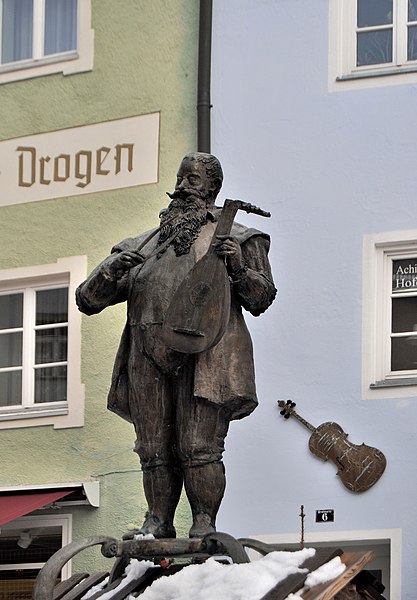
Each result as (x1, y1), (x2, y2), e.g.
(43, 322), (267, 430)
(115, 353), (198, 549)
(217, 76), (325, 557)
(182, 152), (223, 195)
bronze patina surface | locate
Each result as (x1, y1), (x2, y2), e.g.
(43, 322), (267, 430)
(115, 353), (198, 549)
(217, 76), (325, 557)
(76, 153), (276, 539)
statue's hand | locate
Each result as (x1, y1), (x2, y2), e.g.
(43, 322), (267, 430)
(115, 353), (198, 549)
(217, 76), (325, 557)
(214, 235), (243, 274)
(105, 250), (144, 279)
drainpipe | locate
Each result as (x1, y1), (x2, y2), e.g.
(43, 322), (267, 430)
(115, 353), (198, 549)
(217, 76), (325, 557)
(197, 0), (213, 153)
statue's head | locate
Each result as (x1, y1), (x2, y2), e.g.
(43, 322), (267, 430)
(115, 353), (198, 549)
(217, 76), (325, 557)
(176, 152), (223, 205)
(159, 153), (224, 255)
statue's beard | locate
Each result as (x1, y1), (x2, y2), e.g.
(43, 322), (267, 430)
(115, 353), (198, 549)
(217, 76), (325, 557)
(157, 189), (210, 256)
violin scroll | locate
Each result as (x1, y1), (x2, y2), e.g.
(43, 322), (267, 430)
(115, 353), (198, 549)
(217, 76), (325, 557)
(278, 399), (296, 419)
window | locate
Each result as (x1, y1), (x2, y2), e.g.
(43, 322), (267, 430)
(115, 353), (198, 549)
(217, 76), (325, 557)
(363, 230), (417, 399)
(0, 286), (68, 409)
(390, 258), (417, 371)
(0, 256), (86, 428)
(1, 0), (77, 65)
(329, 0), (417, 90)
(0, 514), (72, 599)
(0, 0), (93, 84)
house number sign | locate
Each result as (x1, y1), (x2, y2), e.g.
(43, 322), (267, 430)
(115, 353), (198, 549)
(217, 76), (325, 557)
(316, 509), (334, 523)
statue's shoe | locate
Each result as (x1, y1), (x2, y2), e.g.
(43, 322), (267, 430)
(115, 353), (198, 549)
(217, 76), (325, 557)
(123, 514), (176, 539)
(189, 513), (216, 538)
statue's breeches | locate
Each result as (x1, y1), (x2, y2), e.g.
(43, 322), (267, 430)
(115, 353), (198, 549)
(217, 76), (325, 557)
(128, 355), (230, 471)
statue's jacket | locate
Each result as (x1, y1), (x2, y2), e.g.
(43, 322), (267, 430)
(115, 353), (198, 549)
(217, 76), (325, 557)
(76, 210), (276, 424)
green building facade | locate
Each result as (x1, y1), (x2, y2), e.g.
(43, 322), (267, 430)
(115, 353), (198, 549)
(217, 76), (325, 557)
(0, 0), (199, 591)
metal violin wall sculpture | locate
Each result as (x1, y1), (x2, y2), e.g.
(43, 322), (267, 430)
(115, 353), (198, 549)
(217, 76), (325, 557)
(277, 400), (387, 493)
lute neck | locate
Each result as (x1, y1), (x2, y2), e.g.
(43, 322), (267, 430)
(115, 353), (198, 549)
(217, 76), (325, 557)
(209, 198), (270, 254)
(213, 200), (239, 238)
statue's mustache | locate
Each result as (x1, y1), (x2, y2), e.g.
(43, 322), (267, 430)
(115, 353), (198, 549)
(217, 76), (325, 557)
(166, 188), (205, 200)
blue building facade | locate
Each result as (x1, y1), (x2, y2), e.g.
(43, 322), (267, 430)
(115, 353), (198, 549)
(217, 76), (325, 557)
(211, 1), (417, 597)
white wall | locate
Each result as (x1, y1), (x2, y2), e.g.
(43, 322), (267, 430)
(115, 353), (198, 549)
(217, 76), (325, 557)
(211, 1), (417, 597)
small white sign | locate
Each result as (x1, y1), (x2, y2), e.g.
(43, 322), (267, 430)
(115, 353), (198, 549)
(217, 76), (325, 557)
(0, 113), (160, 207)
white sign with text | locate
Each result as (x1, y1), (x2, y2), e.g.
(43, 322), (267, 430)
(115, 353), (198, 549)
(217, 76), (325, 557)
(0, 113), (160, 207)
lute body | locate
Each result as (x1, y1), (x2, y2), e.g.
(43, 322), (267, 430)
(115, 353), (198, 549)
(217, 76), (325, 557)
(278, 400), (386, 493)
(162, 199), (270, 354)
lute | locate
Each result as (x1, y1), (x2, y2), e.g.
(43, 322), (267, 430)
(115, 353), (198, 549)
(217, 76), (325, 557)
(277, 400), (386, 493)
(162, 199), (270, 354)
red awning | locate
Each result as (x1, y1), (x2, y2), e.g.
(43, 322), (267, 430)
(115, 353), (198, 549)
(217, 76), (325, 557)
(0, 490), (72, 526)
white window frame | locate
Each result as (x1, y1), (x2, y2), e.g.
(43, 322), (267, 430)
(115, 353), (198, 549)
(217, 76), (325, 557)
(363, 230), (417, 399)
(0, 0), (93, 85)
(0, 256), (86, 429)
(252, 528), (401, 600)
(0, 513), (72, 580)
(1, 281), (69, 411)
(329, 0), (417, 90)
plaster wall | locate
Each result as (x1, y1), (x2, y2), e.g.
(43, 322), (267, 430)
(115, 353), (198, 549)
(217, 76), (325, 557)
(0, 0), (198, 571)
(211, 1), (417, 597)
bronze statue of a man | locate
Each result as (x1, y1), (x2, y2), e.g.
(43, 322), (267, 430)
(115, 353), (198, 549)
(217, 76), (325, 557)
(76, 153), (276, 538)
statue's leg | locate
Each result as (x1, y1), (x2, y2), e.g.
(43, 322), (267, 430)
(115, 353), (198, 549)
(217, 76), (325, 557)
(176, 365), (230, 537)
(137, 464), (182, 538)
(128, 357), (182, 538)
(182, 462), (226, 537)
